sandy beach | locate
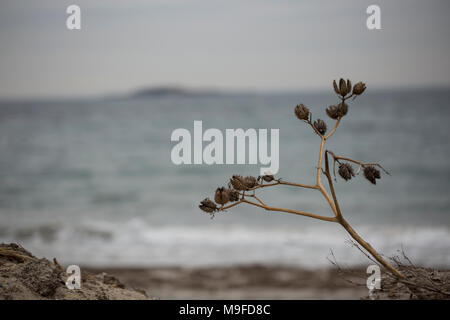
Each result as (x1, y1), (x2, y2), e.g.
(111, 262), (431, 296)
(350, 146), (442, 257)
(86, 265), (369, 300)
(2, 243), (449, 300)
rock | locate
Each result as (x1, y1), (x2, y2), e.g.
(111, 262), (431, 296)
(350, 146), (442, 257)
(0, 243), (150, 300)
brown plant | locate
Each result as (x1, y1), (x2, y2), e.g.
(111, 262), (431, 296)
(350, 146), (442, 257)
(199, 78), (403, 278)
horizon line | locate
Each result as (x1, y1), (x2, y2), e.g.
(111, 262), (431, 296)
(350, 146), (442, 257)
(0, 84), (449, 103)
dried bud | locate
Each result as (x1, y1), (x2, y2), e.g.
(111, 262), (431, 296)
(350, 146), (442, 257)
(229, 175), (248, 191)
(338, 163), (355, 181)
(346, 79), (351, 94)
(313, 119), (327, 135)
(352, 82), (366, 95)
(339, 78), (347, 96)
(337, 102), (348, 117)
(261, 174), (275, 182)
(363, 166), (381, 185)
(199, 198), (217, 213)
(294, 104), (310, 121)
(244, 176), (258, 189)
(227, 189), (240, 202)
(214, 187), (229, 205)
(333, 80), (340, 95)
(326, 105), (339, 120)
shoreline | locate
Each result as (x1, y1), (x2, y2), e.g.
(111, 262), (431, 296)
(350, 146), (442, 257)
(2, 243), (449, 300)
(85, 265), (369, 299)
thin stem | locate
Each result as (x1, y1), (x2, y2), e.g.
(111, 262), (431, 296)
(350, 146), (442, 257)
(317, 185), (338, 216)
(316, 138), (325, 185)
(220, 200), (243, 210)
(325, 117), (342, 140)
(316, 138), (338, 215)
(248, 180), (318, 191)
(247, 194), (267, 206)
(342, 93), (355, 101)
(327, 150), (390, 175)
(279, 180), (317, 189)
(324, 94), (355, 141)
(241, 199), (337, 223)
(323, 151), (342, 218)
(307, 120), (323, 137)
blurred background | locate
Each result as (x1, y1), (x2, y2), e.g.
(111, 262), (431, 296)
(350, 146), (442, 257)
(0, 0), (449, 271)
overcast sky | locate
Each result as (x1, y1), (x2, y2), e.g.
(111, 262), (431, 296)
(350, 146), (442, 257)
(0, 0), (449, 98)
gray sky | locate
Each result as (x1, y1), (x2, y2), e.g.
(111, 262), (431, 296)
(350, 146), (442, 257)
(0, 0), (449, 98)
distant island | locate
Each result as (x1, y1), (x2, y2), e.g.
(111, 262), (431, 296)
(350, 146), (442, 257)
(131, 86), (224, 98)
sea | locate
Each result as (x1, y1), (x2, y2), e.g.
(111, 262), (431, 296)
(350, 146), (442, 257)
(0, 88), (449, 268)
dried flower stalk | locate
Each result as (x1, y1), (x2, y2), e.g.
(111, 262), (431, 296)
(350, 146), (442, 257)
(199, 78), (403, 278)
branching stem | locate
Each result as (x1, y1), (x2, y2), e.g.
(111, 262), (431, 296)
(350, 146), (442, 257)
(210, 83), (404, 278)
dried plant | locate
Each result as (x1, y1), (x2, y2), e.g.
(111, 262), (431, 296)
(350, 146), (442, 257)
(199, 78), (404, 278)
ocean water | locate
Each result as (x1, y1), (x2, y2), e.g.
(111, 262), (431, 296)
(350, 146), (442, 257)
(0, 89), (449, 268)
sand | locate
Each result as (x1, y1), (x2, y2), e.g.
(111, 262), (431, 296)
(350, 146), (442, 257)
(88, 265), (369, 299)
(1, 243), (448, 300)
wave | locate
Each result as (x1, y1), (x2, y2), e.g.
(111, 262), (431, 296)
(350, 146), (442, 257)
(1, 218), (449, 268)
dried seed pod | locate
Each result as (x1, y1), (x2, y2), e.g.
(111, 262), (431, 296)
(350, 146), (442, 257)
(261, 174), (275, 182)
(294, 104), (310, 121)
(352, 82), (366, 95)
(313, 119), (327, 135)
(214, 187), (229, 205)
(229, 175), (248, 191)
(227, 189), (240, 202)
(326, 105), (339, 120)
(333, 80), (340, 95)
(199, 198), (217, 213)
(337, 102), (348, 117)
(363, 165), (381, 185)
(244, 176), (258, 189)
(346, 79), (352, 95)
(339, 78), (347, 96)
(338, 163), (355, 181)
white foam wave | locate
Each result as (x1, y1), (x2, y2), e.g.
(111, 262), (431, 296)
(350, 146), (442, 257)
(1, 218), (449, 268)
